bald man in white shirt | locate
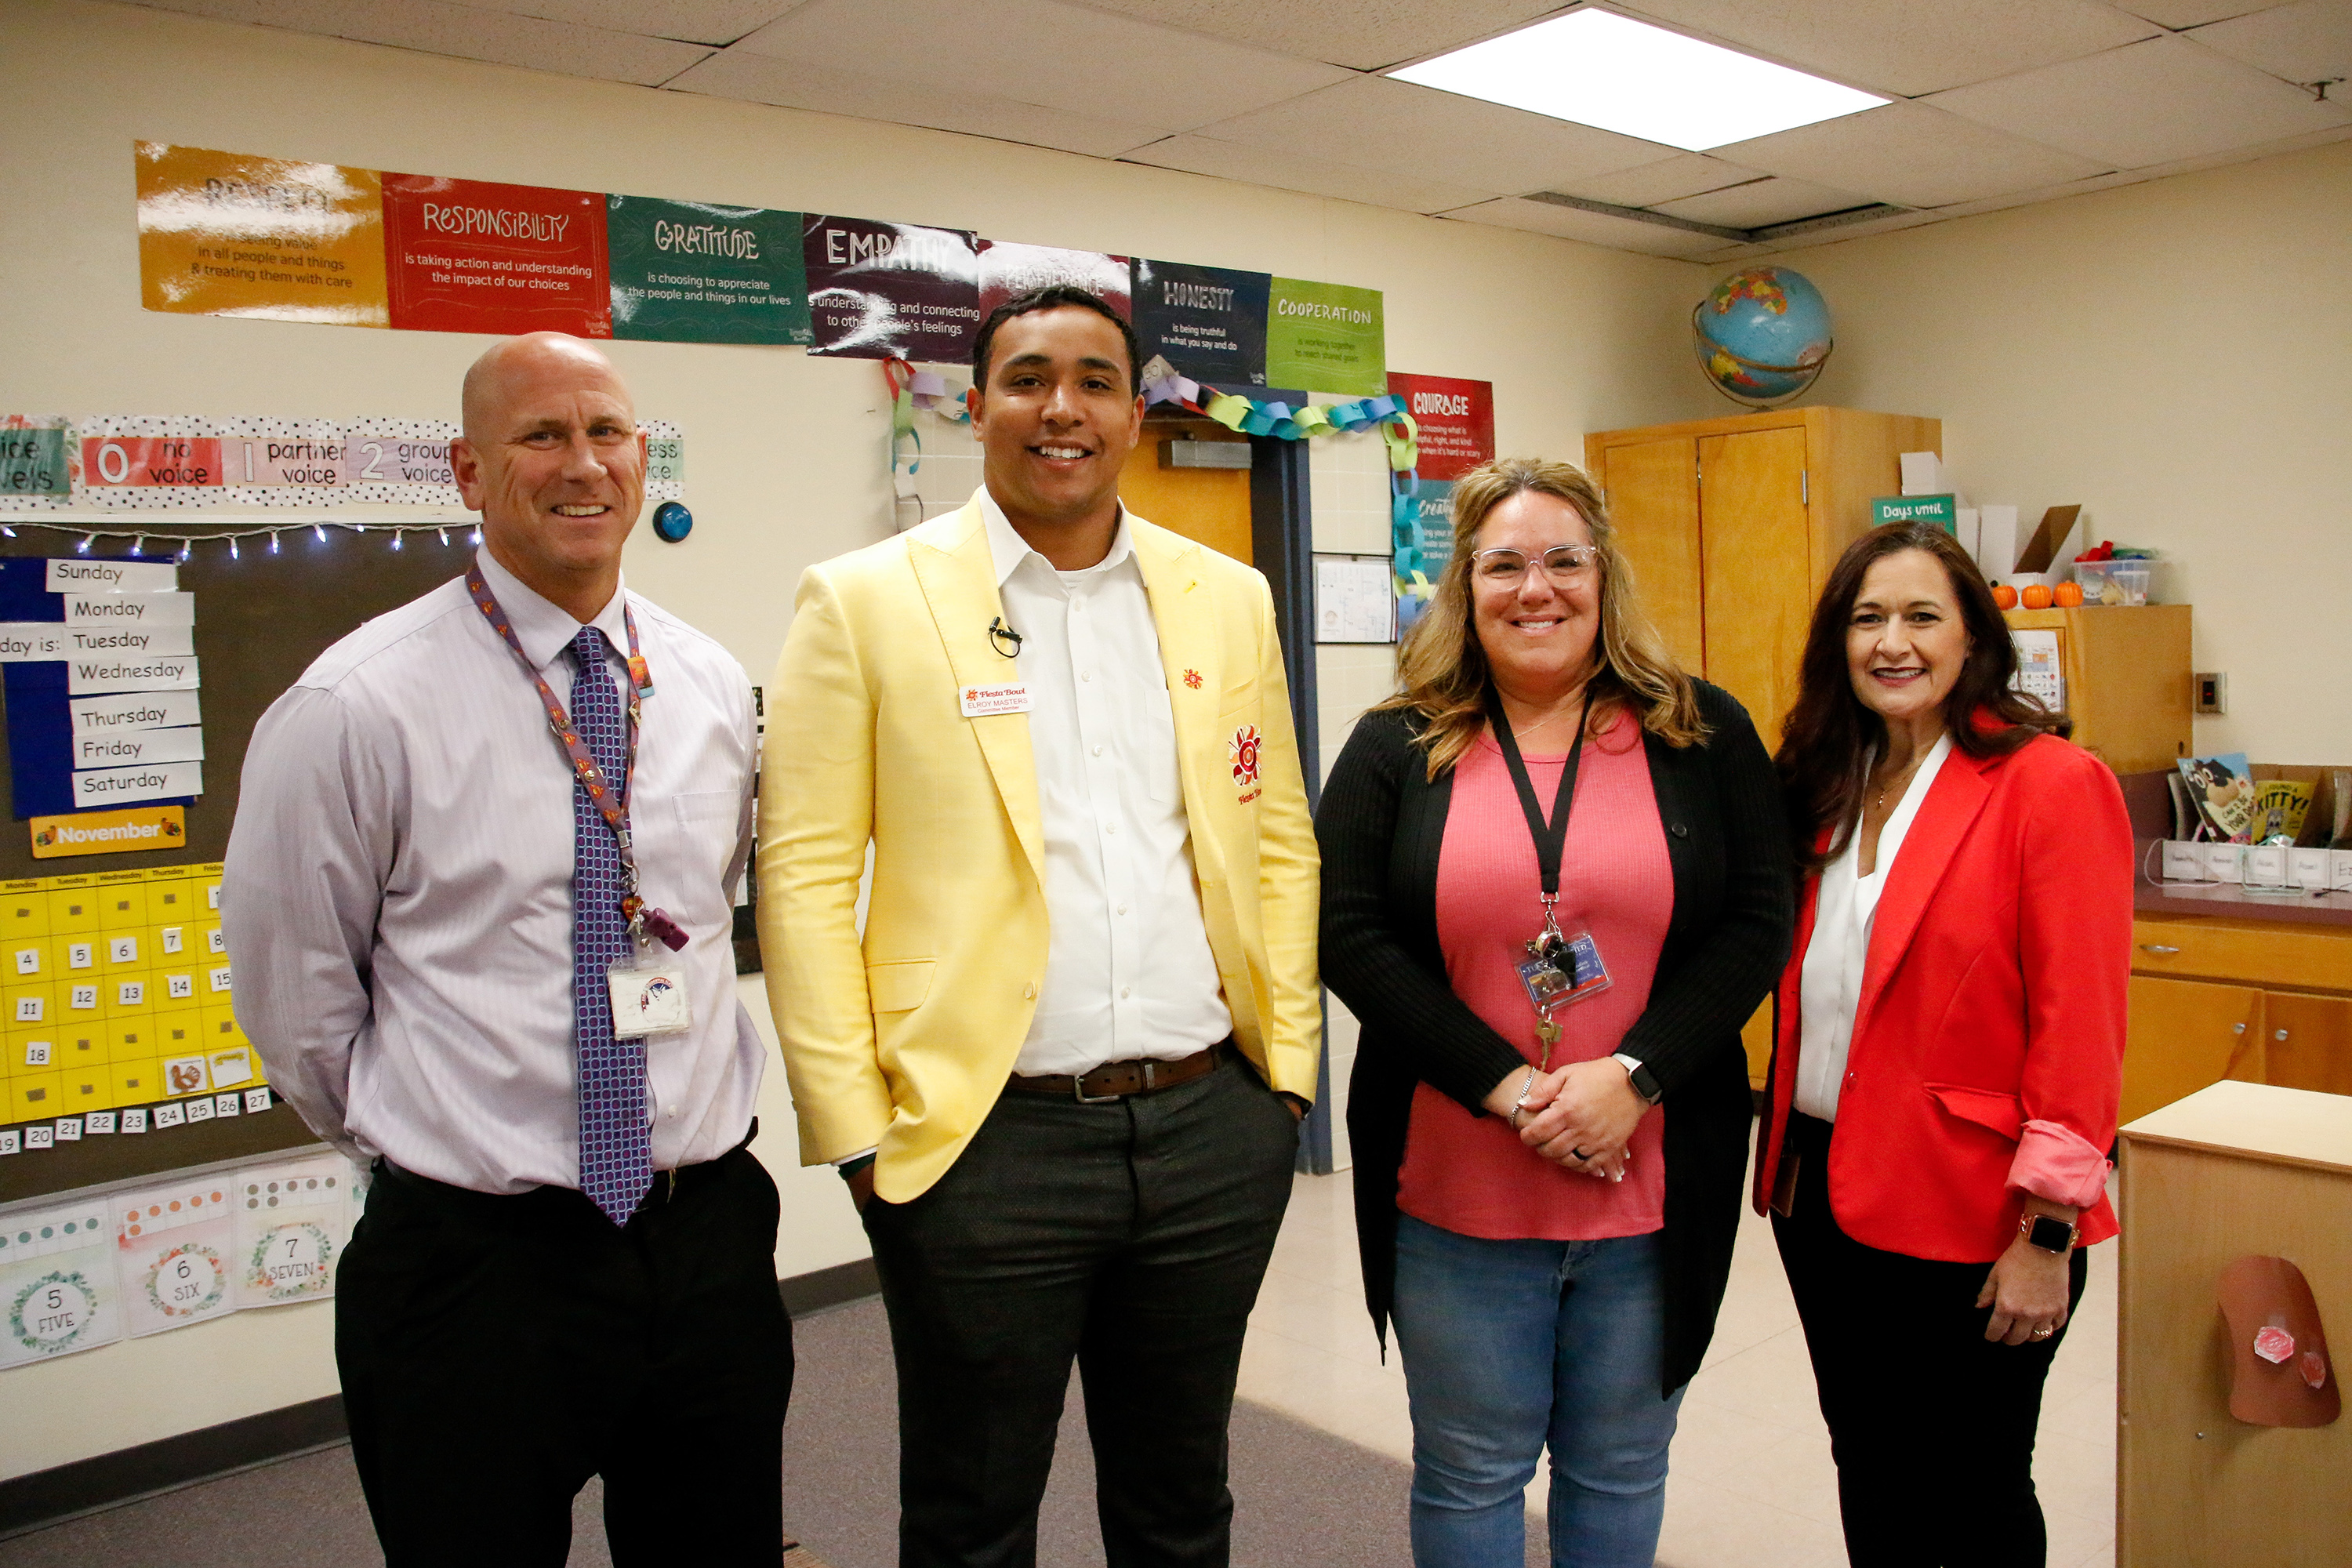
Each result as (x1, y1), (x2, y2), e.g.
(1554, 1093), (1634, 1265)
(225, 334), (790, 1566)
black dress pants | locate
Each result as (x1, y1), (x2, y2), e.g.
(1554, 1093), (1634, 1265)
(336, 1138), (795, 1567)
(1772, 1112), (2087, 1568)
(862, 1050), (1301, 1568)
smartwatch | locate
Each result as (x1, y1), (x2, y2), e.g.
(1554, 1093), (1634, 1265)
(2018, 1212), (2079, 1254)
(1611, 1053), (1664, 1105)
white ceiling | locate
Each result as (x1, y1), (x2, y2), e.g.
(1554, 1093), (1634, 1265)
(132, 0), (2352, 262)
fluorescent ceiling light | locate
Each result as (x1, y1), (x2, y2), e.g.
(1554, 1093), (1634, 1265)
(1390, 8), (1888, 152)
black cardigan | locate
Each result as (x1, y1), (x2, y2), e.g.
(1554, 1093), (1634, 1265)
(1316, 681), (1793, 1396)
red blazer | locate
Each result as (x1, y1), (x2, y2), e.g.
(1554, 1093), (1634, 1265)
(1754, 731), (2132, 1261)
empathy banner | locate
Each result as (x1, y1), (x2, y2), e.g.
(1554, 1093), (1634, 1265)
(802, 216), (982, 363)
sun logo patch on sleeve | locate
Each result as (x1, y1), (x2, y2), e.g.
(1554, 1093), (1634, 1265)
(1229, 724), (1262, 804)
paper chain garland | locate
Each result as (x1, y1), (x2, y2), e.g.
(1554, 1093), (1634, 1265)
(881, 357), (1421, 488)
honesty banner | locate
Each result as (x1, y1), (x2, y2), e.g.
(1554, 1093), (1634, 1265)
(803, 216), (982, 363)
(380, 174), (612, 337)
(1268, 278), (1386, 397)
(135, 143), (390, 327)
(607, 197), (811, 346)
(1386, 372), (1494, 482)
(1131, 261), (1269, 389)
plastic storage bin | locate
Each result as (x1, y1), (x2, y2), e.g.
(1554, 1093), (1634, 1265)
(2075, 559), (2152, 605)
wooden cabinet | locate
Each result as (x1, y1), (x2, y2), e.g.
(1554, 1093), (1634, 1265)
(1590, 406), (1939, 1086)
(2002, 605), (2192, 775)
(1587, 405), (1940, 752)
(2118, 1082), (2352, 1567)
(2125, 913), (2352, 1120)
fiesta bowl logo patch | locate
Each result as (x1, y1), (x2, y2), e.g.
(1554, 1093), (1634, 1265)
(1229, 724), (1262, 804)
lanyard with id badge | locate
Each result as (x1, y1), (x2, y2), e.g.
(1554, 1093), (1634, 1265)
(1491, 688), (1613, 1066)
(466, 565), (694, 1041)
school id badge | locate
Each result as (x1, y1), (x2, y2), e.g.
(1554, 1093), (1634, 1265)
(1515, 928), (1613, 1018)
(608, 962), (692, 1039)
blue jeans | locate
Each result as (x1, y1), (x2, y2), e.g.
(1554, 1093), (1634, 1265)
(1391, 1215), (1684, 1568)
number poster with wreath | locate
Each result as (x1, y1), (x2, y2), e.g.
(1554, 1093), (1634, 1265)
(231, 1154), (351, 1308)
(0, 1200), (122, 1367)
(114, 1175), (237, 1337)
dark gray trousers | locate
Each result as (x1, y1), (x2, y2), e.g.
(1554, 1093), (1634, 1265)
(862, 1050), (1301, 1568)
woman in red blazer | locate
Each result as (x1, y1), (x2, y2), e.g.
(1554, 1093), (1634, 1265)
(1758, 521), (2131, 1567)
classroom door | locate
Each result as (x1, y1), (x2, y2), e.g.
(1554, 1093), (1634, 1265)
(1119, 431), (1254, 564)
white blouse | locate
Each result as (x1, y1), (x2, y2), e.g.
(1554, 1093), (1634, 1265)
(1795, 732), (1954, 1122)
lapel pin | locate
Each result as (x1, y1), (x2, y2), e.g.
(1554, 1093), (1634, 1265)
(1184, 670), (1203, 689)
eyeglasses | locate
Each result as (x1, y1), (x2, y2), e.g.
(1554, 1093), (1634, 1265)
(1470, 545), (1599, 586)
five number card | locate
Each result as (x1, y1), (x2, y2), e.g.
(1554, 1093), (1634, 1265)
(232, 1156), (353, 1308)
(114, 1178), (238, 1338)
(0, 1201), (122, 1367)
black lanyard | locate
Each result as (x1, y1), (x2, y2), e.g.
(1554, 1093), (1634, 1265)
(1487, 687), (1592, 902)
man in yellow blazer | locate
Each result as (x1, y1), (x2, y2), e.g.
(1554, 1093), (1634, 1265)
(758, 286), (1319, 1568)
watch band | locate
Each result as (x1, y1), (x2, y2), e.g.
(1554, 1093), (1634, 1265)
(1611, 1052), (1663, 1105)
(2019, 1212), (2078, 1254)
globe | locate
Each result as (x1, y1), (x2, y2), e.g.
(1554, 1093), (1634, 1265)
(1692, 266), (1834, 407)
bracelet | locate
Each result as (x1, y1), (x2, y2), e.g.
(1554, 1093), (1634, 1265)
(1508, 1067), (1537, 1131)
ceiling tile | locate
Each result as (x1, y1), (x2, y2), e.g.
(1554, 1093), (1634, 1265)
(1549, 153), (1766, 207)
(1711, 100), (2111, 209)
(1613, 0), (2158, 95)
(1926, 168), (2161, 219)
(1926, 34), (2352, 169)
(2190, 0), (2352, 85)
(152, 0), (714, 84)
(1189, 76), (1677, 199)
(1439, 196), (1733, 259)
(2108, 1), (2289, 26)
(727, 0), (1351, 133)
(441, 0), (799, 47)
(1651, 176), (1875, 228)
(667, 48), (1165, 157)
(1069, 0), (1562, 71)
(1121, 135), (1499, 214)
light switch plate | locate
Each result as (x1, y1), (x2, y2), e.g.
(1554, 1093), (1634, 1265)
(2194, 672), (2227, 714)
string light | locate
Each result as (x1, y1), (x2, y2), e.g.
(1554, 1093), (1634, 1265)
(77, 534), (93, 554)
(177, 539), (192, 562)
(129, 535), (143, 556)
(268, 532), (280, 554)
(228, 536), (238, 561)
(470, 527), (483, 546)
(437, 528), (449, 546)
(314, 524), (326, 543)
(0, 526), (15, 538)
(390, 532), (403, 551)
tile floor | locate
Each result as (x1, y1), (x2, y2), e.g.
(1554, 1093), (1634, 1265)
(1236, 1171), (2118, 1568)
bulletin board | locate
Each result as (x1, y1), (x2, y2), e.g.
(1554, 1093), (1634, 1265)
(0, 528), (470, 1205)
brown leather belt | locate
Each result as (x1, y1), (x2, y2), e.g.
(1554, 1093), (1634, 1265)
(1006, 1041), (1228, 1104)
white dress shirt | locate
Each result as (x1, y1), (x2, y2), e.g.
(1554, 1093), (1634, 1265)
(1795, 732), (1953, 1122)
(980, 489), (1232, 1076)
(223, 549), (764, 1193)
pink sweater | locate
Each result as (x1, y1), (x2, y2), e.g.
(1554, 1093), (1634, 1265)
(1397, 710), (1674, 1240)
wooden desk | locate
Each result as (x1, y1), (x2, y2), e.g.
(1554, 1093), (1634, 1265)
(2118, 1082), (2352, 1566)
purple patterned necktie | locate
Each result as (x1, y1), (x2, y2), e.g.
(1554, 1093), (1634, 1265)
(569, 626), (652, 1225)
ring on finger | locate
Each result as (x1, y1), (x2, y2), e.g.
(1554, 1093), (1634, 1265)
(2031, 1326), (2053, 1338)
(1570, 1147), (1591, 1162)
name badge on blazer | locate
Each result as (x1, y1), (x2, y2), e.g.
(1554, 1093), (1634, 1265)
(959, 682), (1031, 718)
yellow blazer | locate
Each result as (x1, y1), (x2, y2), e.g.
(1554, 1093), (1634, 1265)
(757, 498), (1321, 1202)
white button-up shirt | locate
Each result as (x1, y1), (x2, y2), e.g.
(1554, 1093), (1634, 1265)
(1795, 731), (1953, 1121)
(223, 549), (764, 1194)
(980, 490), (1231, 1076)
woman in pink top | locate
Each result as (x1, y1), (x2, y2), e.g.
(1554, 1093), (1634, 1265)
(1318, 458), (1792, 1568)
